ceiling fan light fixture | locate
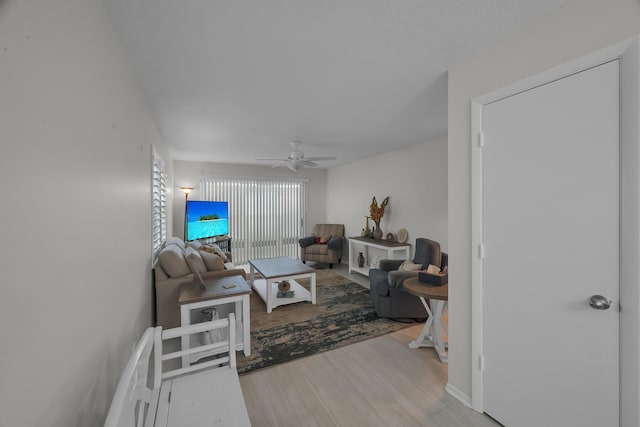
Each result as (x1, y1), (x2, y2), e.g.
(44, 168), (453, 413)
(254, 140), (337, 171)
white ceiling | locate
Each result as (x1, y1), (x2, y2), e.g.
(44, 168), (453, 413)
(105, 0), (567, 170)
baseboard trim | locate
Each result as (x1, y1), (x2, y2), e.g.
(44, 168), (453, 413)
(445, 382), (472, 408)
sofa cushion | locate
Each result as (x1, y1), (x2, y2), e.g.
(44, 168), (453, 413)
(201, 243), (229, 262)
(185, 246), (207, 273)
(166, 237), (186, 251)
(186, 240), (203, 250)
(199, 250), (226, 271)
(158, 244), (190, 278)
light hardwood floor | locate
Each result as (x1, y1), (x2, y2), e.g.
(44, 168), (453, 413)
(239, 262), (500, 427)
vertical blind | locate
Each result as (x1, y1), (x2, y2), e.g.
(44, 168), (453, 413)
(152, 147), (167, 261)
(200, 176), (307, 264)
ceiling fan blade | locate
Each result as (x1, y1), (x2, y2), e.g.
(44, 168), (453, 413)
(300, 160), (318, 167)
(304, 156), (337, 161)
(255, 158), (288, 161)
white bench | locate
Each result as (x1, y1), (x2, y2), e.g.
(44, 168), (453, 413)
(104, 313), (251, 427)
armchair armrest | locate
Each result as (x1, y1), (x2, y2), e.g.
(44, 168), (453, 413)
(299, 235), (316, 248)
(327, 235), (344, 250)
(379, 259), (404, 272)
(388, 270), (419, 289)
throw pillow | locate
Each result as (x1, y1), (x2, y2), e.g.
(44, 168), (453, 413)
(186, 240), (202, 250)
(158, 244), (191, 278)
(166, 236), (186, 251)
(399, 259), (423, 271)
(199, 250), (226, 271)
(201, 243), (229, 262)
(184, 246), (207, 273)
(316, 235), (332, 244)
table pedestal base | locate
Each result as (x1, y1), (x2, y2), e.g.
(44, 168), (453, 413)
(408, 297), (448, 363)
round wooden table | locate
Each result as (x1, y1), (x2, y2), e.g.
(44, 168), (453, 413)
(404, 277), (448, 363)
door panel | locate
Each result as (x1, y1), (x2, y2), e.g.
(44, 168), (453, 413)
(482, 60), (620, 426)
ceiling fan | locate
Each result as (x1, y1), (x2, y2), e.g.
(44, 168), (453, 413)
(255, 141), (337, 172)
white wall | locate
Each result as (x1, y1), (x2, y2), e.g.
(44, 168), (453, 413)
(0, 1), (171, 426)
(326, 138), (448, 262)
(172, 160), (328, 240)
(448, 0), (640, 402)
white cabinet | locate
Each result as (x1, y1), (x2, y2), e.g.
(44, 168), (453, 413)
(348, 236), (410, 276)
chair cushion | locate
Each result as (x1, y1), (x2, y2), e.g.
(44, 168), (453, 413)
(306, 244), (329, 255)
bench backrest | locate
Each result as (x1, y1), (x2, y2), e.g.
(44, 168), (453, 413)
(103, 328), (156, 427)
(153, 313), (236, 387)
(104, 314), (236, 427)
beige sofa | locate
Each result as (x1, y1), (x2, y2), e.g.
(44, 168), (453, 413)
(153, 237), (247, 328)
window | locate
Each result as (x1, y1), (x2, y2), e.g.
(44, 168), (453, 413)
(152, 147), (167, 261)
(201, 176), (307, 264)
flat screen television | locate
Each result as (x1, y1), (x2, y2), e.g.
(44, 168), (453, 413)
(186, 200), (229, 241)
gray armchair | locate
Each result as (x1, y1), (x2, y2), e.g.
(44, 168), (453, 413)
(299, 224), (345, 268)
(369, 238), (447, 319)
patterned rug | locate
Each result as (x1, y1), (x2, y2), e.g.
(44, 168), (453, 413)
(236, 269), (411, 374)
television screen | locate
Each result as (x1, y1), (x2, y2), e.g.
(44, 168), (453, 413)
(186, 200), (229, 241)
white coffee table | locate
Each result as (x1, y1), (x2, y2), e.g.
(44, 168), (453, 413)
(248, 256), (316, 313)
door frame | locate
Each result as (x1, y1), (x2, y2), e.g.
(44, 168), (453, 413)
(470, 36), (640, 426)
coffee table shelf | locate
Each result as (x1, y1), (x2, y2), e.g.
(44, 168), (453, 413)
(252, 278), (312, 308)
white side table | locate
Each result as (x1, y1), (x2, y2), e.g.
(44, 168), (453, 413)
(404, 277), (448, 363)
(178, 275), (251, 367)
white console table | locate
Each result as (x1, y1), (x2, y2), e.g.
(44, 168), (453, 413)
(348, 236), (410, 277)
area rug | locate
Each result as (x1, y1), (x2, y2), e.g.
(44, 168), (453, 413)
(236, 269), (411, 374)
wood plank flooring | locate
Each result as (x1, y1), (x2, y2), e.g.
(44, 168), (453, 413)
(239, 263), (500, 427)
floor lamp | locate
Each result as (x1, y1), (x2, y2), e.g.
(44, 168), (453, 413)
(180, 187), (193, 240)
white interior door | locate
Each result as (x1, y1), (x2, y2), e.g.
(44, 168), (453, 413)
(482, 59), (620, 426)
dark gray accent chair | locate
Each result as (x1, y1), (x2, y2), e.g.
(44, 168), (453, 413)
(369, 238), (447, 319)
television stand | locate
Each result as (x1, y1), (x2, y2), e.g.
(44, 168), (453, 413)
(203, 236), (231, 254)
